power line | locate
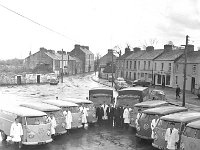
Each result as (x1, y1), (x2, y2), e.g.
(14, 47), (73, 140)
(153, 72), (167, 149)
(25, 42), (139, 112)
(0, 2), (80, 43)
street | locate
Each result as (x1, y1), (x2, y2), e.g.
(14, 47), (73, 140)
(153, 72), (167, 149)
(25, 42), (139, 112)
(0, 73), (154, 150)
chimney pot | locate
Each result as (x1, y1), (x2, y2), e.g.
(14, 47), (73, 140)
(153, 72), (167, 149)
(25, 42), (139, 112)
(164, 44), (173, 52)
(146, 46), (154, 51)
(133, 47), (141, 52)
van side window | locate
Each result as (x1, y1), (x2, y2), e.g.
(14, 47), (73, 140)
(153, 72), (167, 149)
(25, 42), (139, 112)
(183, 127), (196, 138)
(157, 120), (168, 129)
(195, 129), (200, 139)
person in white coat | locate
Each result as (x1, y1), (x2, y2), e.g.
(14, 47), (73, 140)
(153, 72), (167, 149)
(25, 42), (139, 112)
(123, 105), (130, 129)
(80, 105), (88, 127)
(10, 117), (23, 149)
(135, 108), (142, 127)
(151, 115), (159, 139)
(165, 122), (179, 150)
(63, 109), (73, 130)
(49, 114), (57, 138)
(101, 102), (108, 121)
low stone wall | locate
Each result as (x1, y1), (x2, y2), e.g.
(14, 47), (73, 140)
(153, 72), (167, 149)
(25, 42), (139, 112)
(0, 73), (57, 85)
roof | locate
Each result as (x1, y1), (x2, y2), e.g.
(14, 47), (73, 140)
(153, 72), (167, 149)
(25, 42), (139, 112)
(126, 50), (146, 60)
(117, 51), (134, 60)
(90, 87), (114, 91)
(20, 102), (61, 112)
(80, 47), (93, 55)
(61, 98), (93, 104)
(136, 50), (164, 60)
(154, 50), (184, 61)
(186, 120), (200, 129)
(89, 87), (113, 96)
(119, 87), (148, 92)
(134, 100), (168, 108)
(143, 106), (188, 115)
(45, 52), (76, 61)
(177, 51), (200, 64)
(42, 100), (78, 107)
(160, 111), (200, 123)
(0, 105), (47, 117)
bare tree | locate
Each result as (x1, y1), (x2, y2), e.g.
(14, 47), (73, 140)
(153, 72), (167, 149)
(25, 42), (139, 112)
(141, 38), (158, 49)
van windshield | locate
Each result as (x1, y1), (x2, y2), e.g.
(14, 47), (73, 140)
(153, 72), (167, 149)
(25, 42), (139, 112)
(140, 113), (155, 120)
(53, 110), (64, 118)
(183, 127), (196, 138)
(84, 104), (94, 110)
(157, 120), (181, 130)
(26, 116), (48, 125)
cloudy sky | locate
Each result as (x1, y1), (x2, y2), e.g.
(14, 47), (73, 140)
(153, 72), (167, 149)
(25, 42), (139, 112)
(0, 0), (200, 60)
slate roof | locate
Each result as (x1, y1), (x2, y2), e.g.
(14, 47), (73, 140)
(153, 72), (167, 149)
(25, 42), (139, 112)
(45, 52), (76, 61)
(154, 50), (184, 61)
(136, 49), (164, 60)
(80, 47), (93, 55)
(126, 50), (146, 60)
(103, 65), (116, 73)
(116, 51), (134, 60)
(177, 51), (200, 63)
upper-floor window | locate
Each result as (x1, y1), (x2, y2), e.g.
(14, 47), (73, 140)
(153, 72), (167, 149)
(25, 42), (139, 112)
(154, 62), (157, 71)
(130, 61), (132, 69)
(138, 61), (140, 70)
(176, 64), (179, 72)
(148, 61), (151, 70)
(126, 61), (128, 69)
(134, 61), (137, 69)
(193, 65), (197, 73)
(161, 63), (164, 71)
(144, 61), (146, 70)
(169, 63), (171, 72)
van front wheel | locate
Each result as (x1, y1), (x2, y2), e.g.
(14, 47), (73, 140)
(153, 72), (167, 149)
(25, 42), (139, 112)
(1, 131), (7, 141)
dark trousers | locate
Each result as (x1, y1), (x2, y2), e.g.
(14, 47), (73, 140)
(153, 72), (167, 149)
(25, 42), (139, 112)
(124, 123), (129, 130)
(176, 92), (180, 99)
(97, 116), (103, 125)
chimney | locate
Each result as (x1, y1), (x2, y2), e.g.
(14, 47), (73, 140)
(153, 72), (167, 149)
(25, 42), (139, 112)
(108, 49), (113, 54)
(146, 46), (154, 52)
(133, 47), (141, 52)
(74, 44), (80, 49)
(40, 47), (47, 52)
(164, 44), (173, 52)
(48, 50), (55, 54)
(57, 50), (66, 55)
(81, 46), (89, 50)
(187, 44), (194, 52)
(125, 46), (131, 54)
(29, 51), (31, 56)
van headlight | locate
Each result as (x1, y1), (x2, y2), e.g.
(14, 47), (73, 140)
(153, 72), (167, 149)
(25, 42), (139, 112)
(154, 132), (158, 141)
(47, 130), (51, 136)
(28, 133), (35, 139)
(180, 142), (184, 150)
(92, 114), (96, 117)
(136, 125), (140, 131)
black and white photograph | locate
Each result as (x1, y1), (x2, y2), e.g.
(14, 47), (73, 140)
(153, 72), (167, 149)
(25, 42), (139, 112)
(0, 0), (200, 150)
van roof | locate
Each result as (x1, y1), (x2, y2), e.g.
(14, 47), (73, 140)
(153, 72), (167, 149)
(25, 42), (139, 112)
(89, 87), (113, 91)
(42, 100), (78, 107)
(20, 102), (61, 112)
(143, 106), (187, 115)
(160, 111), (200, 123)
(134, 100), (168, 108)
(119, 87), (148, 92)
(0, 105), (47, 117)
(61, 98), (93, 104)
(186, 120), (200, 129)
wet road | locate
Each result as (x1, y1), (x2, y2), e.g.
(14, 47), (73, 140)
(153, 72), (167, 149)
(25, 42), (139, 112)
(0, 73), (155, 150)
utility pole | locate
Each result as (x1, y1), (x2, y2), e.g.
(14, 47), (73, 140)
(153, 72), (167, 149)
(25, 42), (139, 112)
(68, 54), (69, 75)
(61, 49), (64, 83)
(111, 50), (114, 87)
(182, 35), (189, 107)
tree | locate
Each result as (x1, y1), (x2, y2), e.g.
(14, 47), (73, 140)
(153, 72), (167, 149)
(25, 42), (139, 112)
(141, 38), (159, 49)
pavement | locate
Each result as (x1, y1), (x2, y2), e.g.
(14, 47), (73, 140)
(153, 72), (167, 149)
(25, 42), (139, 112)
(91, 74), (200, 110)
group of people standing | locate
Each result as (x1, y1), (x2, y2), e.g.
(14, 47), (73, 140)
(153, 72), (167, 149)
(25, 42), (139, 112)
(96, 102), (131, 129)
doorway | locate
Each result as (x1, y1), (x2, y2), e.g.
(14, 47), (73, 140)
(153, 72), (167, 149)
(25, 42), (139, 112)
(17, 76), (21, 85)
(37, 75), (40, 84)
(191, 77), (195, 93)
(162, 75), (165, 87)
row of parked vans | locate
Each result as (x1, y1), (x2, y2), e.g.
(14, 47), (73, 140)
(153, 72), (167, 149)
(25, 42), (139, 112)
(133, 100), (200, 150)
(0, 98), (97, 146)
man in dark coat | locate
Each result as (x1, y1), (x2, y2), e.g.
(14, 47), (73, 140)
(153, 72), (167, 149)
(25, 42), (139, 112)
(107, 104), (115, 126)
(119, 106), (124, 128)
(176, 85), (181, 99)
(114, 106), (121, 127)
(96, 104), (103, 126)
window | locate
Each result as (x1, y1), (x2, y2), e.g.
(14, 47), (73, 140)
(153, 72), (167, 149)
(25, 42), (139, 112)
(138, 61), (140, 70)
(130, 61), (132, 69)
(141, 73), (144, 77)
(126, 71), (128, 79)
(148, 61), (150, 70)
(144, 61), (146, 70)
(175, 76), (178, 84)
(134, 72), (136, 80)
(176, 64), (179, 72)
(126, 61), (128, 69)
(148, 74), (152, 78)
(129, 72), (131, 79)
(157, 75), (161, 84)
(154, 62), (157, 71)
(134, 61), (137, 69)
(161, 63), (164, 71)
(138, 73), (140, 79)
(166, 75), (170, 85)
(183, 127), (196, 138)
(193, 65), (197, 73)
(169, 63), (171, 72)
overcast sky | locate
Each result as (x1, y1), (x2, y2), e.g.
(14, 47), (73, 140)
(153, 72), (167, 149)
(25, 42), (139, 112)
(0, 0), (200, 60)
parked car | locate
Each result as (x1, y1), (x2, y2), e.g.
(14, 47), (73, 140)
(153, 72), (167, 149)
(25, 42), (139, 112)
(114, 80), (129, 91)
(50, 78), (59, 85)
(149, 89), (166, 100)
(108, 76), (114, 82)
(132, 79), (151, 87)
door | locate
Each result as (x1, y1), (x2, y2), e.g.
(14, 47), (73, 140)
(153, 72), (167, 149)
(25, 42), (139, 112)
(37, 75), (40, 84)
(17, 76), (21, 85)
(153, 75), (156, 85)
(162, 75), (165, 87)
(191, 77), (195, 93)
